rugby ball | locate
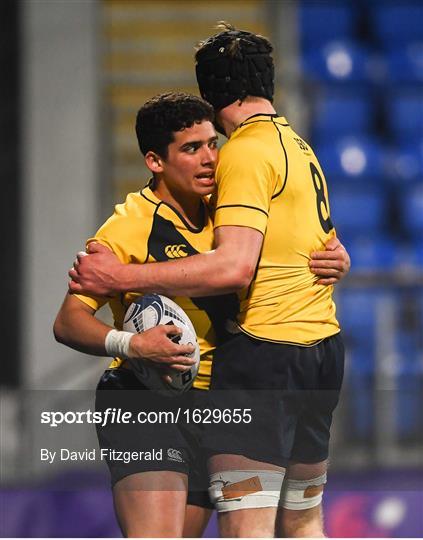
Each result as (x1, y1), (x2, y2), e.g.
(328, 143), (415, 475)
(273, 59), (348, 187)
(123, 294), (200, 396)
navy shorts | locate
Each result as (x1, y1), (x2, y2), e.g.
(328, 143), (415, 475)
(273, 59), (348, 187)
(95, 367), (213, 508)
(203, 332), (345, 467)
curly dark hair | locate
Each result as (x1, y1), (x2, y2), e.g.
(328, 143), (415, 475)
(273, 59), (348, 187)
(135, 92), (215, 158)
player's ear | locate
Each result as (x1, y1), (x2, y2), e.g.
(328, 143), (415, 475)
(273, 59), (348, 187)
(145, 151), (164, 174)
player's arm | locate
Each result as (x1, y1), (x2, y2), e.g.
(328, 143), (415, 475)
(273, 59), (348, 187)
(68, 225), (263, 297)
(68, 228), (350, 297)
(53, 294), (195, 370)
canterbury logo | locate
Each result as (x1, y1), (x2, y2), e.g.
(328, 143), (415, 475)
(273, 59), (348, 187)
(164, 244), (188, 258)
(167, 448), (183, 462)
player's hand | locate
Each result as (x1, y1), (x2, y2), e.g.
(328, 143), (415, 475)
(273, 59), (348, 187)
(309, 236), (351, 285)
(68, 242), (123, 296)
(128, 324), (196, 371)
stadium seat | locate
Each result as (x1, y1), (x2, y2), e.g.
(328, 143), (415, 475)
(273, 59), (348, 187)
(394, 241), (423, 271)
(329, 185), (386, 237)
(396, 361), (423, 440)
(343, 314), (422, 442)
(393, 332), (423, 439)
(336, 289), (386, 348)
(313, 0), (423, 449)
(418, 291), (423, 337)
(315, 137), (386, 183)
(311, 91), (374, 141)
(347, 235), (396, 271)
(346, 349), (374, 440)
(300, 1), (356, 50)
(303, 41), (378, 87)
(371, 3), (423, 50)
(386, 142), (423, 184)
(400, 182), (423, 238)
(388, 91), (423, 142)
(386, 43), (423, 85)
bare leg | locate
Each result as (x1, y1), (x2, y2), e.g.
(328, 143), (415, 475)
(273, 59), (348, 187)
(277, 461), (327, 538)
(278, 505), (324, 538)
(219, 507), (278, 538)
(113, 471), (188, 537)
(209, 454), (285, 538)
(183, 504), (213, 538)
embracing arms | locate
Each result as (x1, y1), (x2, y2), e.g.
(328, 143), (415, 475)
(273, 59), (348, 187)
(68, 227), (350, 298)
(69, 226), (261, 297)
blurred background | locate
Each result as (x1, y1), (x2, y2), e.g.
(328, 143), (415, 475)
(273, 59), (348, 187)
(1, 0), (422, 537)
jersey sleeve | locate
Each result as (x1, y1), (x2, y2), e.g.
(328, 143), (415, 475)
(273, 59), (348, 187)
(213, 137), (278, 234)
(73, 200), (150, 311)
(72, 293), (106, 311)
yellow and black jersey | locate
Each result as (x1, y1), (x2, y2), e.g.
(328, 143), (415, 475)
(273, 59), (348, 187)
(75, 185), (239, 389)
(214, 114), (340, 345)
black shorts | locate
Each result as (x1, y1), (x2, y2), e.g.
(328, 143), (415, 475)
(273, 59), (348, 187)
(95, 368), (213, 508)
(203, 332), (344, 467)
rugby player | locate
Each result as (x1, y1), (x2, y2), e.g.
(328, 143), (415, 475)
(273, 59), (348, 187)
(55, 93), (230, 537)
(68, 50), (350, 536)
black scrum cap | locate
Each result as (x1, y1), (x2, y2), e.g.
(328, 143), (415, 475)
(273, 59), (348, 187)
(195, 29), (275, 112)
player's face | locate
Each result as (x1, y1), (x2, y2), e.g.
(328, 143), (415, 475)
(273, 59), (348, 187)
(161, 120), (218, 197)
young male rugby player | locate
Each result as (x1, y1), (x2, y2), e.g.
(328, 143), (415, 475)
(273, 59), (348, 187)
(55, 93), (235, 537)
(68, 25), (349, 538)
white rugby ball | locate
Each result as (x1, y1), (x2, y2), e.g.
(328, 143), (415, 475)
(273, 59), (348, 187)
(123, 294), (200, 396)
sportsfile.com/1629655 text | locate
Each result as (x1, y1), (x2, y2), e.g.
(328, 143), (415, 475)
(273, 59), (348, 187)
(40, 408), (253, 428)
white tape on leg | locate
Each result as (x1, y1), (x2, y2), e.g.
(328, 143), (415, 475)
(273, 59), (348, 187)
(280, 473), (327, 510)
(209, 470), (285, 512)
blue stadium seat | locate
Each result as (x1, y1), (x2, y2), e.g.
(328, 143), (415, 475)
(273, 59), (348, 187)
(388, 91), (423, 142)
(386, 142), (423, 184)
(400, 182), (423, 238)
(348, 235), (396, 271)
(386, 43), (423, 84)
(303, 41), (378, 86)
(418, 291), (423, 337)
(336, 289), (387, 348)
(394, 241), (423, 271)
(343, 318), (422, 442)
(300, 2), (356, 50)
(315, 137), (386, 183)
(312, 91), (374, 141)
(396, 361), (423, 439)
(393, 332), (423, 439)
(330, 185), (386, 237)
(371, 3), (423, 50)
(346, 349), (374, 439)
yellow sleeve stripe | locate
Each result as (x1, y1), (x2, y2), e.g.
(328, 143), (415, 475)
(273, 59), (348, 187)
(72, 293), (105, 311)
(214, 205), (268, 234)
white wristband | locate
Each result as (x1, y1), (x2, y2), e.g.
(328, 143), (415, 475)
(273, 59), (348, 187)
(105, 329), (133, 358)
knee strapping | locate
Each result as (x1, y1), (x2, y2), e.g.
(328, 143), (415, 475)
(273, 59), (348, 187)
(280, 473), (327, 510)
(209, 470), (285, 512)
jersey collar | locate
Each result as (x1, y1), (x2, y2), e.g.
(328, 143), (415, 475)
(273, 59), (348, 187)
(140, 182), (161, 206)
(141, 182), (208, 233)
(234, 113), (288, 134)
